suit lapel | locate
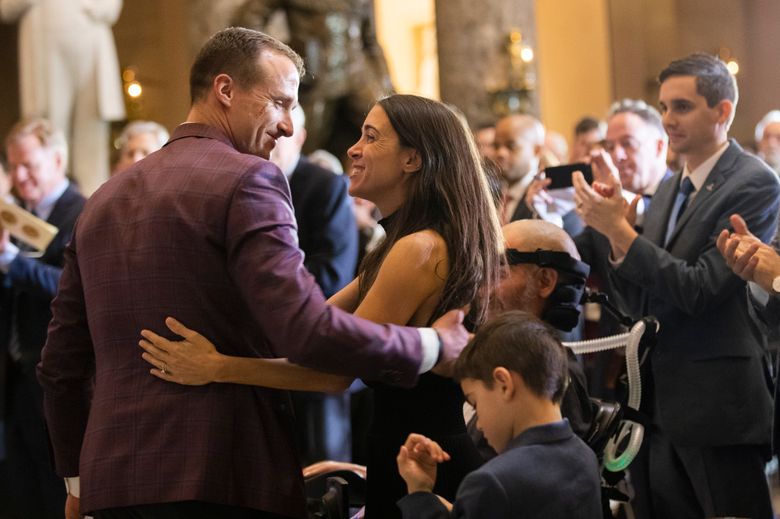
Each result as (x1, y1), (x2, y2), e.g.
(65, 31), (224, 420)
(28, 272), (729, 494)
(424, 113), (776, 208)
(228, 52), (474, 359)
(664, 140), (739, 248)
(644, 171), (680, 246)
(511, 185), (533, 221)
(46, 184), (76, 227)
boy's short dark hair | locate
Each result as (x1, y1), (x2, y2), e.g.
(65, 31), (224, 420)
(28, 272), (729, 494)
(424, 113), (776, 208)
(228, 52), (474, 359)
(658, 53), (738, 108)
(454, 311), (569, 404)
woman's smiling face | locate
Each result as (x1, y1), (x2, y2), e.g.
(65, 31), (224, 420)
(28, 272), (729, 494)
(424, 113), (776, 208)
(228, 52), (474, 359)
(347, 105), (414, 214)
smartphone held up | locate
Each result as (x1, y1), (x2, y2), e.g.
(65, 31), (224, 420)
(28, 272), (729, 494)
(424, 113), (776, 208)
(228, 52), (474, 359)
(543, 163), (593, 190)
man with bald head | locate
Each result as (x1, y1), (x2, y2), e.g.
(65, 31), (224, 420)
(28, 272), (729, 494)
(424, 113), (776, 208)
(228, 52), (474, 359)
(495, 220), (583, 317)
(491, 219), (593, 438)
(497, 114), (586, 237)
(493, 114), (545, 224)
(467, 219), (593, 464)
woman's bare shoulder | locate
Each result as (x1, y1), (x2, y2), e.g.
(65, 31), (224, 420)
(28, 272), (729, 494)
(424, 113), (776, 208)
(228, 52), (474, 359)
(391, 229), (448, 266)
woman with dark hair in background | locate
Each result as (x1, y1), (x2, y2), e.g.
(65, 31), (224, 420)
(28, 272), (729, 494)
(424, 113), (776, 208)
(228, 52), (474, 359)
(140, 94), (503, 516)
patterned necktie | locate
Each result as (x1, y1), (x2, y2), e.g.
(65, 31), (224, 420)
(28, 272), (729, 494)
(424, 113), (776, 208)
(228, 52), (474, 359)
(664, 177), (695, 246)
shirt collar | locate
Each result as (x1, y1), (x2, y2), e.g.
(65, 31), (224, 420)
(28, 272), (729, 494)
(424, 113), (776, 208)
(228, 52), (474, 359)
(507, 171), (536, 199)
(682, 141), (729, 191)
(505, 419), (573, 451)
(30, 179), (69, 221)
(502, 172), (536, 220)
(644, 168), (674, 197)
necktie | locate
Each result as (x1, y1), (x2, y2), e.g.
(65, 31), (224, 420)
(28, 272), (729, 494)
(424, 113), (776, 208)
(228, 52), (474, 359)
(664, 177), (695, 246)
(642, 194), (653, 215)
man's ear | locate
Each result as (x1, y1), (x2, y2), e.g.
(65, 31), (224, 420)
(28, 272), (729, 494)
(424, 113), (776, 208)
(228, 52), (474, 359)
(51, 149), (65, 174)
(537, 267), (559, 298)
(401, 148), (422, 173)
(213, 74), (235, 108)
(716, 99), (734, 128)
(295, 127), (308, 147)
(492, 367), (516, 400)
(655, 137), (667, 159)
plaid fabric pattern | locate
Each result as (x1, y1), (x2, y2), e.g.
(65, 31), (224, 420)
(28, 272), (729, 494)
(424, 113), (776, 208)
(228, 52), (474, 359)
(38, 124), (422, 515)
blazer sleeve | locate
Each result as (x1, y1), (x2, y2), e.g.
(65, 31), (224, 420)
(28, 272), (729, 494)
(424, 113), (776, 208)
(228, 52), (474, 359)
(301, 174), (358, 298)
(574, 227), (597, 267)
(36, 228), (96, 476)
(5, 254), (62, 299)
(748, 286), (780, 335)
(396, 471), (512, 519)
(452, 470), (511, 517)
(611, 171), (780, 317)
(4, 188), (84, 299)
(562, 209), (585, 238)
(397, 492), (452, 519)
(225, 164), (424, 387)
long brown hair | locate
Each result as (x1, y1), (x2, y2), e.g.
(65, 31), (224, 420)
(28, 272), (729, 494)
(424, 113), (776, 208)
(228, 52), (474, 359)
(358, 95), (503, 327)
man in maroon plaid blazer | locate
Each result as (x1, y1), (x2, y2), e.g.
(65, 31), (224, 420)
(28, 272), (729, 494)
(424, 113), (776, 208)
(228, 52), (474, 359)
(36, 28), (468, 519)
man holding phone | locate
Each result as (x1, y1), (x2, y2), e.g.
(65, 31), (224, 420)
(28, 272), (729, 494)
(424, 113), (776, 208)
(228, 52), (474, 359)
(574, 99), (672, 292)
(542, 162), (593, 190)
(529, 100), (671, 234)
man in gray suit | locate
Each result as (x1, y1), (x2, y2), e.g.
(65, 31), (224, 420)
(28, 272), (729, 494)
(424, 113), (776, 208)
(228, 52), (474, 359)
(573, 54), (779, 518)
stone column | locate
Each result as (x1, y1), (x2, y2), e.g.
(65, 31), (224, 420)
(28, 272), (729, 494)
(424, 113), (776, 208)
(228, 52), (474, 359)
(435, 0), (539, 126)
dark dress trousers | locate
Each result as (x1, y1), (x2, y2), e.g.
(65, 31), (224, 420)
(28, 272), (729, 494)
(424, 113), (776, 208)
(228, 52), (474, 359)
(0, 184), (85, 519)
(607, 140), (780, 517)
(397, 420), (602, 519)
(37, 124), (427, 517)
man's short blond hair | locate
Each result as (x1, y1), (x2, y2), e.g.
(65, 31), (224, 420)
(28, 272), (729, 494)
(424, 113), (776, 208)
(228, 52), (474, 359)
(5, 117), (69, 166)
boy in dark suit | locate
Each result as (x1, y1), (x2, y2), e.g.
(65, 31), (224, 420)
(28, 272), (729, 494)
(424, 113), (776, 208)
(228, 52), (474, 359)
(396, 311), (602, 518)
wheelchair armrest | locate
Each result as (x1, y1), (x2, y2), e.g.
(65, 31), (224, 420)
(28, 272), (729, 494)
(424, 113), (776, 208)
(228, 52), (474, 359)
(305, 466), (367, 510)
(585, 398), (623, 460)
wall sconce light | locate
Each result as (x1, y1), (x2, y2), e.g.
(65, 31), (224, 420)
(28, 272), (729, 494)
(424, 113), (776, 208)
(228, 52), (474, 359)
(489, 29), (536, 117)
(718, 46), (739, 76)
(127, 81), (143, 98)
(122, 66), (145, 118)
